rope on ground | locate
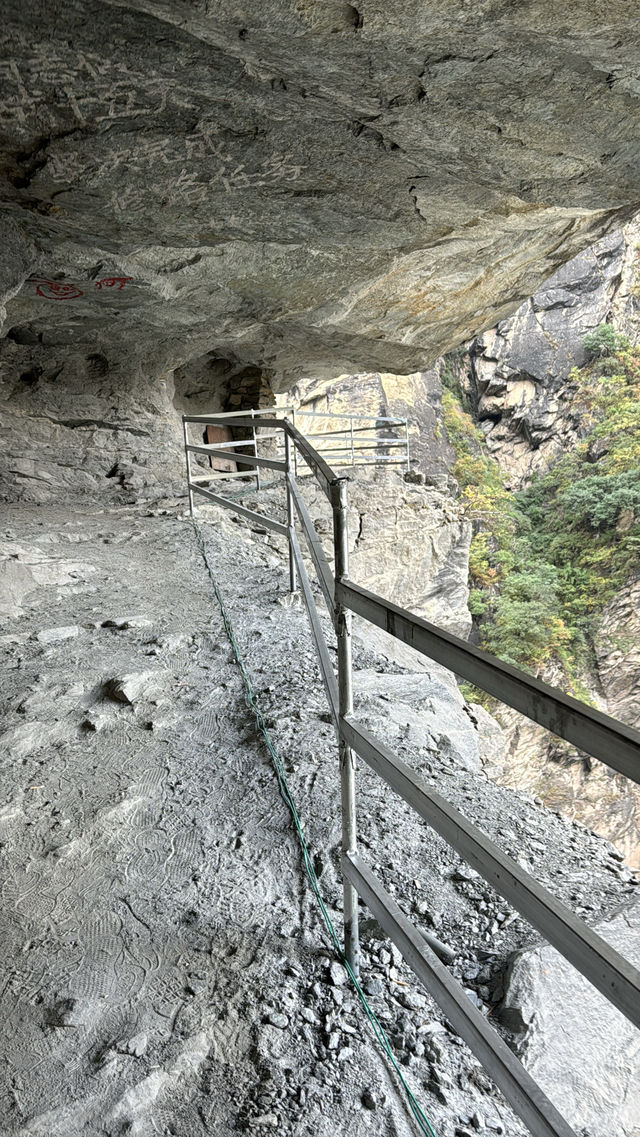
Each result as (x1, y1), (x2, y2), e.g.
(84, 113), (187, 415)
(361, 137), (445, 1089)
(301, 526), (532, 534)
(192, 517), (439, 1137)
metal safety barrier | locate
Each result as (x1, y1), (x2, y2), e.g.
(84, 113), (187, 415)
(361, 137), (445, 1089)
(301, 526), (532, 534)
(182, 411), (640, 1137)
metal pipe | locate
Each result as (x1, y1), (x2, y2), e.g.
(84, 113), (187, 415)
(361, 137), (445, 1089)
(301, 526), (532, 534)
(332, 478), (360, 977)
(182, 417), (194, 516)
(294, 410), (407, 424)
(183, 407), (294, 421)
(186, 445), (286, 472)
(251, 409), (261, 492)
(287, 473), (335, 620)
(405, 420), (410, 472)
(290, 529), (338, 723)
(284, 432), (297, 594)
(189, 483), (288, 535)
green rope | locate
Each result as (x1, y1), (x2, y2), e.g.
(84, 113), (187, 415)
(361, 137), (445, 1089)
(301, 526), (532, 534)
(192, 518), (438, 1137)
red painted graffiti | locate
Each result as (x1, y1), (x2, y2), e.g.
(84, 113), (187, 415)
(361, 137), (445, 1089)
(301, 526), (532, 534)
(28, 275), (133, 299)
(95, 276), (132, 290)
(32, 279), (84, 300)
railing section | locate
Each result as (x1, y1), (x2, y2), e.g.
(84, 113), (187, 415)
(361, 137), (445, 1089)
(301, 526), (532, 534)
(182, 411), (640, 1137)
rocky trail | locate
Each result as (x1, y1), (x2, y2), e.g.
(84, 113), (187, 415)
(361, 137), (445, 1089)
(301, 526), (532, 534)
(0, 496), (637, 1137)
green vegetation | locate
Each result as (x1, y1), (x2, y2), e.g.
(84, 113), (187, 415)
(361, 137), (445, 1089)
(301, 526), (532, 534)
(442, 328), (640, 682)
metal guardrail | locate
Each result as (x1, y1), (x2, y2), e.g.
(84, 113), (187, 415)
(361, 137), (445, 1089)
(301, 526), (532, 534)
(182, 411), (640, 1137)
(293, 408), (410, 472)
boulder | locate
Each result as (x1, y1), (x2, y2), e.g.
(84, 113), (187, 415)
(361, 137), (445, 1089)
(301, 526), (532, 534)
(500, 901), (640, 1137)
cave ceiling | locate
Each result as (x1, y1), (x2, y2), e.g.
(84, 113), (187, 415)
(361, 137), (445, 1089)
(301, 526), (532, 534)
(1, 0), (640, 387)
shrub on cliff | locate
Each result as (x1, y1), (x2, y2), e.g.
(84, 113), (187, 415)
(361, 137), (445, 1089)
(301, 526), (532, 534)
(558, 471), (640, 531)
(582, 323), (630, 359)
(442, 340), (640, 682)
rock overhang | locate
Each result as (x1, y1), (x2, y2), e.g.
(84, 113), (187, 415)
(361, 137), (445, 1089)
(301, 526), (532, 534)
(1, 0), (640, 386)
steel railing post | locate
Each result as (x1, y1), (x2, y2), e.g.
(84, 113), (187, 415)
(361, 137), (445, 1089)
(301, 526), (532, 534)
(251, 408), (261, 492)
(183, 416), (194, 516)
(284, 429), (298, 595)
(404, 420), (410, 472)
(332, 477), (360, 977)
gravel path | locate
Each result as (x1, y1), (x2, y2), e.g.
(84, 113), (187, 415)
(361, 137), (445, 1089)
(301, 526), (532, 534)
(0, 499), (636, 1137)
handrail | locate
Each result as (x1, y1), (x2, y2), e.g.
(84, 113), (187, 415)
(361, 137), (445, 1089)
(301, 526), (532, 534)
(182, 409), (640, 1137)
(186, 444), (287, 473)
(341, 714), (640, 1028)
(338, 580), (640, 786)
(342, 852), (577, 1137)
(287, 473), (335, 617)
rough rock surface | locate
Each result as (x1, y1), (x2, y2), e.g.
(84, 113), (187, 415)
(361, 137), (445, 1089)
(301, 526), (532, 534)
(443, 221), (640, 864)
(288, 368), (457, 483)
(298, 471), (472, 638)
(500, 902), (640, 1137)
(1, 496), (637, 1136)
(2, 0), (640, 400)
(468, 222), (639, 486)
(596, 577), (640, 732)
(484, 694), (640, 869)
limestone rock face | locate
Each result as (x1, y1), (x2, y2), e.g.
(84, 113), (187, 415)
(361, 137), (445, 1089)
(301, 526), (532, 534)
(500, 901), (640, 1137)
(301, 472), (472, 638)
(469, 225), (638, 486)
(285, 365), (471, 635)
(596, 578), (640, 731)
(288, 368), (456, 482)
(2, 0), (640, 398)
(486, 693), (640, 868)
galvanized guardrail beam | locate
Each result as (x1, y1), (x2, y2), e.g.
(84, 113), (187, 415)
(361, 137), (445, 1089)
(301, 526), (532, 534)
(341, 713), (640, 1030)
(285, 420), (339, 500)
(338, 579), (640, 786)
(289, 529), (338, 724)
(189, 483), (288, 536)
(186, 444), (287, 473)
(342, 852), (579, 1137)
(287, 473), (335, 618)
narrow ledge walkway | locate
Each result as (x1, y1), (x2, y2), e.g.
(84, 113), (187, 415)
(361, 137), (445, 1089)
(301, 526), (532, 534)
(0, 501), (633, 1137)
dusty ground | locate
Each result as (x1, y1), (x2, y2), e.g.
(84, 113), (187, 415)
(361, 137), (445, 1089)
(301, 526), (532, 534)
(0, 496), (636, 1137)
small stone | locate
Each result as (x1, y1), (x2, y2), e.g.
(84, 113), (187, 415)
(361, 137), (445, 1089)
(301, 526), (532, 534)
(397, 989), (427, 1011)
(329, 961), (345, 987)
(82, 713), (110, 733)
(122, 1031), (148, 1057)
(327, 1031), (341, 1050)
(36, 625), (81, 645)
(361, 1087), (385, 1110)
(451, 867), (480, 883)
(250, 1114), (278, 1128)
(102, 616), (153, 630)
(363, 977), (384, 997)
(266, 1012), (288, 1029)
(105, 671), (157, 704)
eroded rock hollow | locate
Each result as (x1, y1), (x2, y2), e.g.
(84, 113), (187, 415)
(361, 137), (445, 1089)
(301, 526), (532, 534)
(2, 0), (640, 490)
